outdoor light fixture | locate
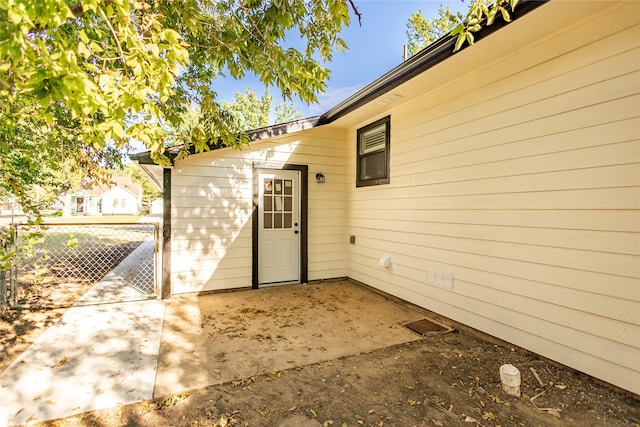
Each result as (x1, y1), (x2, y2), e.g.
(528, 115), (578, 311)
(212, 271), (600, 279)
(315, 172), (325, 184)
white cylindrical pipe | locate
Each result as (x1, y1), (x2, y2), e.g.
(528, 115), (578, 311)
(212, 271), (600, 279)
(378, 255), (391, 268)
(500, 364), (521, 397)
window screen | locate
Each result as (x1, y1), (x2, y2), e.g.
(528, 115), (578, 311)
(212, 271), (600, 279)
(357, 116), (390, 187)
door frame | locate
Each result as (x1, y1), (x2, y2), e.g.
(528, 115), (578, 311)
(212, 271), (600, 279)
(252, 163), (308, 289)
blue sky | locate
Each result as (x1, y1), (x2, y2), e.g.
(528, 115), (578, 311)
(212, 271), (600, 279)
(215, 1), (470, 118)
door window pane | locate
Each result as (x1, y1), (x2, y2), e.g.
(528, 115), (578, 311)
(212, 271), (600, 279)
(262, 176), (295, 230)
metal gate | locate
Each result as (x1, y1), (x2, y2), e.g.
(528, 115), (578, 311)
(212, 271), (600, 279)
(3, 222), (160, 307)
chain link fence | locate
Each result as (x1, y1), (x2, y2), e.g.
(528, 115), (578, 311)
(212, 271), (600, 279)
(3, 222), (159, 307)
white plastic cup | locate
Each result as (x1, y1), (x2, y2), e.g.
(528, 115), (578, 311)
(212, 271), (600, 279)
(500, 364), (521, 397)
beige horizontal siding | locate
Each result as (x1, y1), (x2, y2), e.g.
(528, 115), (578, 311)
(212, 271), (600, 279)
(350, 208), (639, 232)
(171, 127), (347, 293)
(397, 117), (639, 175)
(350, 235), (638, 322)
(171, 235), (251, 252)
(345, 2), (640, 393)
(395, 140), (639, 187)
(351, 187), (638, 211)
(349, 221), (638, 263)
(348, 227), (638, 301)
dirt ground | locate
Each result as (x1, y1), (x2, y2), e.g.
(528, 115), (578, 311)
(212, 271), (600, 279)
(2, 282), (638, 427)
(0, 307), (66, 373)
(26, 331), (640, 427)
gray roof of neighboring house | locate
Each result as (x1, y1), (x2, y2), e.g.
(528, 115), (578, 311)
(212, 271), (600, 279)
(129, 0), (547, 166)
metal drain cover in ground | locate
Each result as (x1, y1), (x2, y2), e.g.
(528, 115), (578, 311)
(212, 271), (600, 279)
(404, 318), (452, 336)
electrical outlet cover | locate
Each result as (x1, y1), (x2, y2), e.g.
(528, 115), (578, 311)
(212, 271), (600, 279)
(427, 268), (436, 284)
(443, 271), (454, 289)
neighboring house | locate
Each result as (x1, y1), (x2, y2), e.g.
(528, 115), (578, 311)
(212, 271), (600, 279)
(149, 198), (164, 215)
(70, 189), (96, 215)
(71, 177), (142, 215)
(0, 199), (24, 216)
(131, 1), (640, 394)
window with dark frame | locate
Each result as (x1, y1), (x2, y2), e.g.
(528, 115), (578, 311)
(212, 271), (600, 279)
(356, 116), (390, 187)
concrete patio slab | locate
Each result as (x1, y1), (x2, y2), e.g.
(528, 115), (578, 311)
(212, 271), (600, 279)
(0, 299), (165, 427)
(154, 281), (425, 397)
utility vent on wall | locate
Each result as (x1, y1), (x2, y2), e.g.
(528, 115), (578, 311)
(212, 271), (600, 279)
(427, 268), (454, 289)
(376, 93), (404, 105)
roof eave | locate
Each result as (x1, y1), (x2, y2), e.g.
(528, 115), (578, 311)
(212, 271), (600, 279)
(127, 116), (321, 166)
(318, 0), (548, 125)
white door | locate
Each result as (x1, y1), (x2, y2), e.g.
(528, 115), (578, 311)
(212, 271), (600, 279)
(258, 170), (301, 284)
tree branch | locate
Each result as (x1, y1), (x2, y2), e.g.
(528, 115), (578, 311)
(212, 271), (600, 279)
(97, 6), (127, 69)
(346, 0), (361, 26)
(69, 1), (114, 19)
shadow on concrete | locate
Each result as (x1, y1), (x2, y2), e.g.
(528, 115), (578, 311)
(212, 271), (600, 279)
(154, 280), (426, 397)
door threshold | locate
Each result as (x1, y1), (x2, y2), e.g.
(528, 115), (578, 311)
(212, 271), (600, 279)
(258, 281), (301, 288)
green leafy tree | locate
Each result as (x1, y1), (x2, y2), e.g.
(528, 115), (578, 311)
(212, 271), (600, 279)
(166, 88), (302, 148)
(406, 0), (519, 55)
(1, 0), (350, 161)
(0, 103), (122, 216)
(450, 0), (520, 51)
(220, 89), (273, 132)
(275, 102), (304, 124)
(162, 105), (204, 149)
(220, 88), (303, 131)
(406, 4), (464, 56)
(0, 0), (353, 272)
